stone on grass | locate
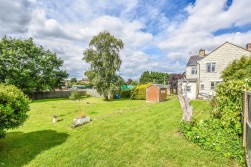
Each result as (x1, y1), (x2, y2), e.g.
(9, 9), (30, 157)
(71, 116), (91, 128)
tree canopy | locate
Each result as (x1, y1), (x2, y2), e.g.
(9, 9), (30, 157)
(0, 37), (68, 94)
(83, 31), (124, 100)
(221, 56), (251, 81)
(70, 78), (77, 83)
(139, 71), (169, 84)
(168, 73), (185, 94)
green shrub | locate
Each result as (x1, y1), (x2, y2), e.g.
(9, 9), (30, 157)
(86, 93), (91, 97)
(120, 89), (131, 98)
(69, 90), (81, 100)
(214, 80), (251, 134)
(180, 120), (245, 165)
(131, 83), (151, 100)
(0, 84), (30, 138)
(180, 79), (251, 166)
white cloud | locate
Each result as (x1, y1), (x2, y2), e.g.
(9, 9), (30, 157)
(25, 6), (154, 79)
(158, 0), (251, 66)
(1, 0), (251, 80)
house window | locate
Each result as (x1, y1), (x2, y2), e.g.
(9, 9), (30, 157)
(161, 90), (165, 94)
(206, 63), (216, 72)
(201, 84), (204, 90)
(186, 86), (191, 92)
(191, 67), (197, 75)
(211, 81), (221, 90)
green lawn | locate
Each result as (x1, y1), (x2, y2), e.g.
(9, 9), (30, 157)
(0, 97), (237, 167)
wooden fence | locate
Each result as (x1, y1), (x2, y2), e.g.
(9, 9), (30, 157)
(28, 90), (86, 100)
(242, 92), (251, 166)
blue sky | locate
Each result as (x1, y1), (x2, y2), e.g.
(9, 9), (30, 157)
(0, 0), (251, 80)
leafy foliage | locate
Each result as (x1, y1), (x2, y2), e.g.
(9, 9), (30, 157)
(180, 79), (251, 166)
(180, 120), (245, 165)
(180, 57), (251, 165)
(131, 80), (139, 86)
(214, 80), (251, 134)
(140, 71), (168, 84)
(70, 78), (77, 83)
(131, 83), (152, 100)
(69, 90), (81, 100)
(83, 31), (124, 100)
(222, 56), (251, 81)
(0, 37), (68, 94)
(120, 89), (132, 98)
(168, 73), (185, 94)
(0, 84), (30, 138)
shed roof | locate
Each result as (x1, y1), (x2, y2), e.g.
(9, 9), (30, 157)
(186, 55), (204, 66)
(147, 84), (167, 89)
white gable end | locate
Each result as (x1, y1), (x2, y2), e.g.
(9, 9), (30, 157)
(198, 42), (251, 97)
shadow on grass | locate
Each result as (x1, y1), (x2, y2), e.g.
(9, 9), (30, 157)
(0, 130), (68, 167)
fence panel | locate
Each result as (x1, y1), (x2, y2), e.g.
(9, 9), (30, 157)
(28, 90), (86, 100)
(243, 92), (251, 166)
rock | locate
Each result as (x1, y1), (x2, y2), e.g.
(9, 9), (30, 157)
(71, 116), (91, 128)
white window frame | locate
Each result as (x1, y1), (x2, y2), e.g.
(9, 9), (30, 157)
(191, 67), (197, 75)
(201, 84), (204, 90)
(206, 62), (216, 73)
(210, 81), (221, 90)
(186, 86), (191, 92)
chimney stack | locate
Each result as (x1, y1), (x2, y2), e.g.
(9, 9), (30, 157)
(246, 43), (251, 51)
(199, 49), (205, 56)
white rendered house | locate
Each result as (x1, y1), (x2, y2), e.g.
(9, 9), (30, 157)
(183, 42), (251, 99)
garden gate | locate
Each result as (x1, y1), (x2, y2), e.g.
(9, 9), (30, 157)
(243, 92), (251, 166)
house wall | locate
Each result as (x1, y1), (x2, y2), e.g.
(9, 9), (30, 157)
(182, 81), (197, 99)
(198, 42), (251, 97)
(186, 65), (198, 79)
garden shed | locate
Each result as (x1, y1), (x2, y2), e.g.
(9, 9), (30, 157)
(146, 84), (167, 102)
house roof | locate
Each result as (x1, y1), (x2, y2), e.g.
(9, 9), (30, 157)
(147, 84), (167, 89)
(186, 55), (205, 66)
(186, 41), (251, 67)
(204, 41), (251, 58)
(81, 78), (89, 81)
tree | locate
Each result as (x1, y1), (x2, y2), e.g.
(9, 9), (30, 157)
(0, 84), (30, 138)
(70, 77), (77, 83)
(168, 73), (185, 94)
(139, 71), (169, 84)
(139, 71), (151, 83)
(221, 56), (251, 81)
(131, 80), (139, 86)
(83, 31), (124, 100)
(0, 37), (68, 94)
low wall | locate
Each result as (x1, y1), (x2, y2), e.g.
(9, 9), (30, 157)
(28, 90), (86, 100)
